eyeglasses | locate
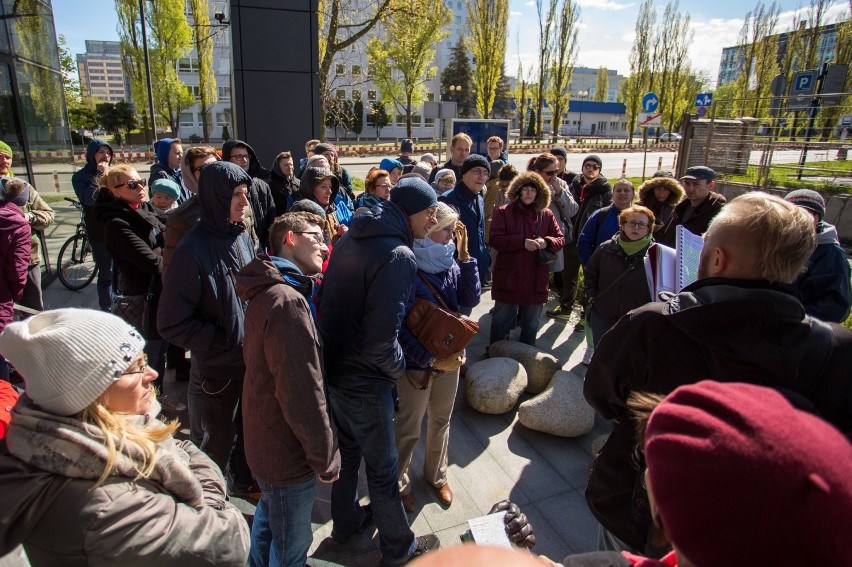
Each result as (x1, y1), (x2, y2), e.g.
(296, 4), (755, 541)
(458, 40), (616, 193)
(470, 168), (490, 177)
(294, 231), (324, 245)
(374, 182), (392, 190)
(114, 179), (147, 190)
(583, 163), (601, 170)
(623, 221), (650, 229)
(541, 169), (558, 176)
(230, 153), (250, 162)
(120, 354), (150, 377)
(439, 177), (456, 185)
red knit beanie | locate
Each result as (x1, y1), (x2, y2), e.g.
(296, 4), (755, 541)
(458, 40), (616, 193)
(645, 380), (852, 566)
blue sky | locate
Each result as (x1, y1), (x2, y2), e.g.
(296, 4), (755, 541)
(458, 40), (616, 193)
(53, 0), (848, 87)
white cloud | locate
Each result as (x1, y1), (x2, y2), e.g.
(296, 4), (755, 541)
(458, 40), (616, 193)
(621, 30), (635, 43)
(575, 48), (632, 74)
(687, 16), (742, 85)
(577, 0), (635, 11)
(510, 10), (523, 16)
(524, 0), (535, 6)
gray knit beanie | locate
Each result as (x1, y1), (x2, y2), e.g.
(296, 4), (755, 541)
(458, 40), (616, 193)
(0, 308), (146, 416)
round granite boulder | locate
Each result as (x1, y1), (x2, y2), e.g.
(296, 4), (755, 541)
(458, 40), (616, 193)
(518, 370), (594, 437)
(465, 357), (528, 414)
(488, 340), (561, 394)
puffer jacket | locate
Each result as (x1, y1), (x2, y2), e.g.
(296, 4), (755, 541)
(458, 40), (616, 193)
(398, 251), (481, 369)
(0, 431), (249, 566)
(157, 162), (255, 380)
(95, 190), (164, 339)
(636, 177), (684, 240)
(490, 183), (565, 305)
(795, 222), (852, 323)
(439, 181), (491, 281)
(0, 202), (29, 331)
(71, 139), (112, 243)
(221, 140), (276, 249)
(585, 234), (652, 323)
(319, 200), (417, 394)
(569, 174), (612, 242)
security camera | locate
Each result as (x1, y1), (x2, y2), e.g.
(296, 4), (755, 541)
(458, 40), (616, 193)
(214, 12), (227, 24)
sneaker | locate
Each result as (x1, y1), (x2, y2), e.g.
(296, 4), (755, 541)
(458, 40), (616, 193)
(158, 396), (187, 414)
(331, 504), (374, 544)
(381, 534), (440, 566)
(546, 305), (572, 321)
(582, 346), (594, 366)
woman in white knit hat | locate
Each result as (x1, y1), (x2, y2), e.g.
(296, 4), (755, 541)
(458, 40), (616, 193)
(0, 308), (249, 566)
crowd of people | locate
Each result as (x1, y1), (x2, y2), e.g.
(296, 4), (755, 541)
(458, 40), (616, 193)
(0, 133), (850, 567)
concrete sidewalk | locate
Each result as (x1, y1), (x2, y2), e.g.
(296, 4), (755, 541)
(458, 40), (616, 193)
(40, 204), (604, 565)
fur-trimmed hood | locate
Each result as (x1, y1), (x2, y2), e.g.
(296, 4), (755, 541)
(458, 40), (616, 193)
(507, 172), (551, 211)
(637, 177), (684, 208)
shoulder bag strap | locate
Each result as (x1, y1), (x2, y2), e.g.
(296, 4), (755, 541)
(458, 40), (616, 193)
(592, 258), (639, 305)
(417, 271), (452, 312)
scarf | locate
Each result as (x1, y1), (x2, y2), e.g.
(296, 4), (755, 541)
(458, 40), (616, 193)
(6, 395), (204, 507)
(412, 237), (456, 274)
(618, 232), (652, 256)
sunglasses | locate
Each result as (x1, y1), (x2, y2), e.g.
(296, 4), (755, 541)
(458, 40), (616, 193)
(114, 179), (147, 190)
(541, 169), (558, 176)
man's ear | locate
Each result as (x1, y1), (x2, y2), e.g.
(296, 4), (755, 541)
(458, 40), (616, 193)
(704, 245), (727, 277)
(285, 231), (296, 248)
(708, 180), (716, 190)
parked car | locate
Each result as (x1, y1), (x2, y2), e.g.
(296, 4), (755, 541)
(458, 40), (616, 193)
(659, 132), (682, 141)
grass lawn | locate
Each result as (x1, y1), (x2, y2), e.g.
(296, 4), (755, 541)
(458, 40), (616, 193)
(722, 160), (852, 194)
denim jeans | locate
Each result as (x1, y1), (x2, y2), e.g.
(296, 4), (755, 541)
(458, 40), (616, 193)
(90, 240), (113, 311)
(489, 302), (544, 346)
(249, 476), (316, 567)
(328, 386), (415, 565)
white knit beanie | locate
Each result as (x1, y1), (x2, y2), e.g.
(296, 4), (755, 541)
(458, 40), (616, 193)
(0, 308), (146, 416)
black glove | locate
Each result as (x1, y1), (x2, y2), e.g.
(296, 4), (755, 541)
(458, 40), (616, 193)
(489, 500), (536, 549)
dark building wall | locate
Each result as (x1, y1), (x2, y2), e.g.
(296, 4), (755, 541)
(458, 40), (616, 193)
(230, 0), (319, 167)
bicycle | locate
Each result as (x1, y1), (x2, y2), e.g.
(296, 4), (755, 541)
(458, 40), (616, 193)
(56, 198), (97, 290)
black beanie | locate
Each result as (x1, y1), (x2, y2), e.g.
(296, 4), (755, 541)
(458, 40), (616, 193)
(550, 146), (568, 160)
(390, 176), (438, 216)
(460, 154), (490, 177)
(583, 154), (602, 168)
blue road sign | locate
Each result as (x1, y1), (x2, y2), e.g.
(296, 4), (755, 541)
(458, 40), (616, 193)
(792, 71), (816, 94)
(694, 93), (713, 107)
(642, 92), (659, 112)
(696, 106), (707, 117)
(841, 115), (852, 126)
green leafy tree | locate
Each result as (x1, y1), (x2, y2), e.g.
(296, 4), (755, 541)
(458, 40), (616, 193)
(467, 0), (509, 118)
(594, 67), (609, 101)
(189, 0), (218, 141)
(624, 0), (655, 142)
(534, 0), (558, 139)
(526, 108), (537, 137)
(352, 99), (365, 140)
(547, 0), (580, 142)
(366, 101), (390, 139)
(441, 36), (475, 117)
(492, 64), (513, 119)
(96, 102), (137, 146)
(366, 0), (451, 138)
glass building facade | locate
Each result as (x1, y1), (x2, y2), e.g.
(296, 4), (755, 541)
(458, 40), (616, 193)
(0, 0), (71, 183)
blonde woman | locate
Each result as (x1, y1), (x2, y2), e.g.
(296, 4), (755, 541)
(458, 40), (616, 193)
(396, 202), (481, 511)
(0, 308), (249, 565)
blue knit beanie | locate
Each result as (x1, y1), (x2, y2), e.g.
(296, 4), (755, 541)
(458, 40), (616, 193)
(390, 176), (437, 216)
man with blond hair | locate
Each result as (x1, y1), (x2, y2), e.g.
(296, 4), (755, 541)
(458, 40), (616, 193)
(583, 192), (852, 555)
(430, 132), (471, 183)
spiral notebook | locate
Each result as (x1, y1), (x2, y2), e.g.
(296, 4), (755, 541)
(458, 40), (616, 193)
(645, 226), (705, 300)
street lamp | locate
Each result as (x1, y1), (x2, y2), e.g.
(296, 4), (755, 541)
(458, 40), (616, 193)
(576, 90), (589, 136)
(449, 85), (462, 109)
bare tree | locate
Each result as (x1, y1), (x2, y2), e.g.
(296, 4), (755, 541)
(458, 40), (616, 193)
(624, 0), (656, 142)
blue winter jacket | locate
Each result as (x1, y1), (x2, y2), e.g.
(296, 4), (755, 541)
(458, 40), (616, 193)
(399, 258), (481, 369)
(71, 139), (113, 242)
(439, 182), (491, 281)
(157, 161), (255, 380)
(319, 200), (417, 394)
(578, 205), (621, 266)
(795, 222), (852, 323)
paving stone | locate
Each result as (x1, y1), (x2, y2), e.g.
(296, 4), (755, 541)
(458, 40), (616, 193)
(591, 433), (609, 456)
(465, 357), (527, 414)
(533, 489), (600, 555)
(489, 339), (562, 394)
(518, 371), (595, 437)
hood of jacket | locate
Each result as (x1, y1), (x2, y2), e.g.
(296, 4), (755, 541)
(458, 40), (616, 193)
(153, 138), (177, 169)
(348, 199), (413, 247)
(270, 155), (293, 183)
(572, 173), (610, 197)
(299, 167), (340, 205)
(507, 173), (551, 211)
(198, 161), (253, 237)
(94, 188), (164, 233)
(83, 139), (113, 174)
(637, 177), (684, 207)
(236, 254), (314, 303)
(222, 139), (270, 180)
(817, 221), (840, 246)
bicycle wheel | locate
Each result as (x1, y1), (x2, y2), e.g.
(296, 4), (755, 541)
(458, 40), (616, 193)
(57, 232), (98, 290)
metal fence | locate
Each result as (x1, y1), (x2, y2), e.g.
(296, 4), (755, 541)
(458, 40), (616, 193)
(675, 92), (851, 191)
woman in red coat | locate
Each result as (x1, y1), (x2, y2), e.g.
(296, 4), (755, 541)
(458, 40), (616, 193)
(489, 172), (564, 347)
(0, 177), (31, 381)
